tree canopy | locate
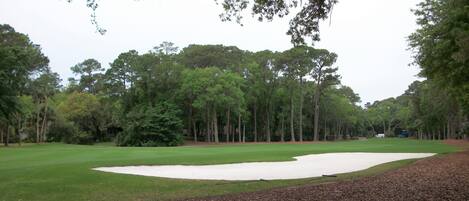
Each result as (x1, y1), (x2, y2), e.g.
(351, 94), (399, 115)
(68, 0), (337, 45)
(2, 17), (468, 146)
(409, 0), (469, 113)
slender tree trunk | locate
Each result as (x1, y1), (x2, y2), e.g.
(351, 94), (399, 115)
(206, 109), (210, 142)
(0, 128), (3, 144)
(226, 108), (230, 142)
(367, 120), (377, 136)
(426, 128), (429, 140)
(213, 109), (219, 143)
(36, 101), (41, 143)
(443, 123), (447, 140)
(382, 120), (386, 135)
(242, 123), (246, 143)
(387, 120), (392, 136)
(447, 119), (451, 139)
(313, 85), (320, 141)
(338, 122), (342, 138)
(266, 110), (271, 142)
(238, 113), (241, 142)
(193, 121), (197, 142)
(188, 101), (193, 141)
(41, 96), (49, 142)
(324, 116), (327, 141)
(5, 125), (10, 147)
(299, 77), (303, 142)
(17, 115), (21, 146)
(232, 124), (235, 143)
(281, 114), (285, 142)
(290, 95), (295, 142)
(253, 105), (257, 142)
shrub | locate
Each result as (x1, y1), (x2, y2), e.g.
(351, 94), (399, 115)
(47, 119), (78, 143)
(48, 119), (94, 145)
(117, 102), (183, 147)
(73, 131), (95, 145)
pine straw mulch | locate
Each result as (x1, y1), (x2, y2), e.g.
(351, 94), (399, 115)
(186, 140), (469, 201)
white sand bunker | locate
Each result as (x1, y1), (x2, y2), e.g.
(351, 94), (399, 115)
(94, 152), (435, 181)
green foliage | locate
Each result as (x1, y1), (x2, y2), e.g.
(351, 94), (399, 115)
(406, 0), (469, 139)
(70, 58), (104, 94)
(118, 102), (183, 147)
(18, 96), (35, 119)
(4, 23), (424, 146)
(104, 50), (139, 97)
(57, 92), (104, 142)
(218, 0), (337, 44)
(48, 119), (80, 144)
(179, 44), (246, 71)
(409, 0), (469, 114)
(0, 24), (48, 120)
(365, 79), (466, 139)
(181, 68), (242, 108)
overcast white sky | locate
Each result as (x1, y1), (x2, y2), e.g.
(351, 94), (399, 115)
(0, 0), (422, 104)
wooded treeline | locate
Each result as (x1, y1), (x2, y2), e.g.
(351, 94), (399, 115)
(2, 0), (469, 148)
(0, 28), (370, 146)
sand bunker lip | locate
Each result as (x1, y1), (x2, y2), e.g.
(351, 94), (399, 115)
(93, 152), (435, 181)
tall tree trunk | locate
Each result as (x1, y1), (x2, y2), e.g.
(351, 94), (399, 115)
(41, 96), (49, 142)
(232, 124), (235, 143)
(338, 122), (342, 138)
(367, 120), (377, 136)
(193, 121), (198, 142)
(313, 84), (320, 141)
(238, 113), (241, 142)
(438, 127), (442, 140)
(387, 120), (392, 136)
(281, 114), (285, 142)
(206, 109), (210, 142)
(443, 123), (447, 140)
(213, 109), (219, 143)
(447, 119), (451, 139)
(226, 108), (230, 142)
(17, 115), (21, 146)
(253, 105), (257, 142)
(313, 66), (324, 141)
(188, 101), (193, 141)
(299, 77), (303, 142)
(382, 120), (386, 135)
(5, 125), (10, 147)
(290, 95), (295, 142)
(242, 123), (246, 143)
(36, 101), (41, 143)
(0, 128), (3, 144)
(266, 110), (271, 142)
(324, 116), (327, 141)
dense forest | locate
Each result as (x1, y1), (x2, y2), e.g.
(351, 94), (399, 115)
(1, 0), (468, 147)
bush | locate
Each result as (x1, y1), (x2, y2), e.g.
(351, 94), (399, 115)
(48, 119), (94, 145)
(117, 102), (183, 147)
(48, 119), (77, 143)
(73, 131), (95, 145)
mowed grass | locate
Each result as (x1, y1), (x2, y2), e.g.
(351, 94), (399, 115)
(0, 139), (458, 201)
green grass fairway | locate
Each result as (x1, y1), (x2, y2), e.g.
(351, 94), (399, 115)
(0, 139), (458, 201)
